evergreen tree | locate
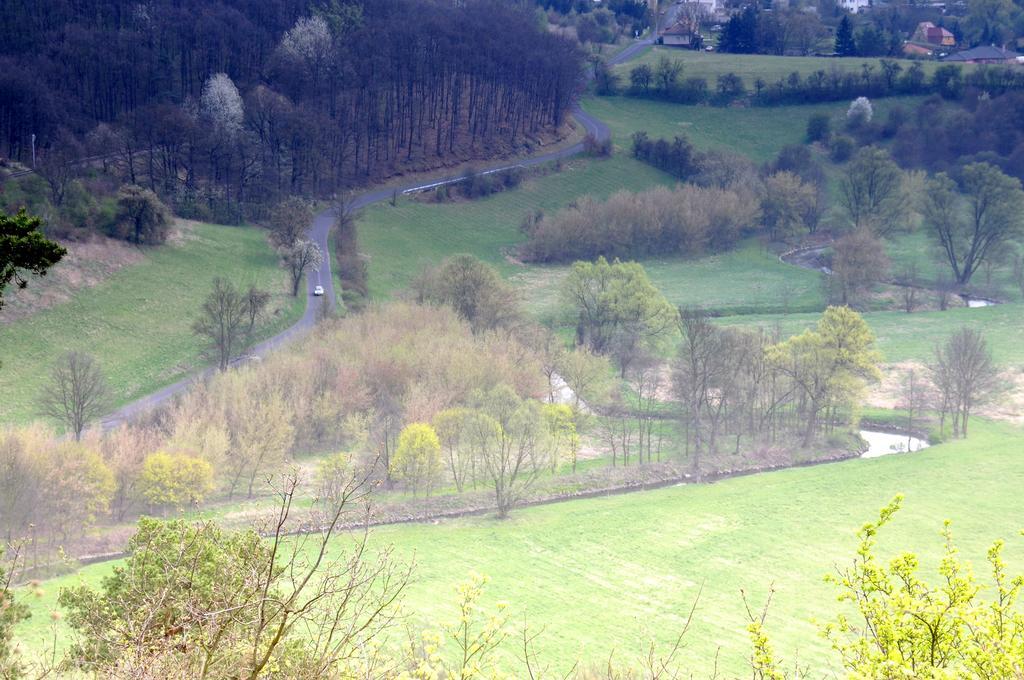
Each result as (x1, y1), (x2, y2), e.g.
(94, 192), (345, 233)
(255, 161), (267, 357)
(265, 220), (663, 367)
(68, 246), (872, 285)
(835, 15), (857, 56)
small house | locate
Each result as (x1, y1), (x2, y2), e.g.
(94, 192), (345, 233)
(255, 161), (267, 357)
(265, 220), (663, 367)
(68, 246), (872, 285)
(942, 45), (1022, 64)
(912, 21), (955, 46)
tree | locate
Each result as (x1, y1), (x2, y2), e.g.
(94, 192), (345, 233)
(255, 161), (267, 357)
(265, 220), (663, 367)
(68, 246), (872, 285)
(58, 477), (409, 677)
(563, 257), (676, 376)
(391, 423), (443, 496)
(0, 548), (29, 678)
(629, 63), (653, 93)
(36, 132), (83, 207)
(556, 347), (614, 412)
(245, 285), (270, 332)
(899, 264), (919, 313)
(835, 15), (857, 56)
(806, 113), (831, 144)
(38, 351), (109, 440)
(924, 164), (1024, 286)
(334, 195), (368, 303)
(929, 327), (998, 438)
(280, 239), (323, 297)
(278, 15), (335, 94)
(193, 277), (251, 371)
(470, 385), (545, 518)
(846, 96), (873, 128)
(136, 452), (214, 513)
(839, 147), (908, 236)
(113, 184), (171, 244)
(433, 408), (477, 492)
(227, 392), (295, 498)
(0, 207), (66, 312)
(761, 172), (816, 241)
(768, 306), (881, 445)
(593, 58), (619, 96)
(413, 254), (523, 334)
(830, 228), (889, 306)
(200, 73), (244, 139)
(267, 197), (313, 248)
(822, 496), (1024, 677)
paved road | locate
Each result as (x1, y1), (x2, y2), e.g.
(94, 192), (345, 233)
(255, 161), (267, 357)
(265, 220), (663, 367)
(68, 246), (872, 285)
(100, 35), (660, 429)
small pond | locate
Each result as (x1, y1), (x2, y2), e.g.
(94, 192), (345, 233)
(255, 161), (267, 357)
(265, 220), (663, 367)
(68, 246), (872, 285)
(860, 429), (929, 458)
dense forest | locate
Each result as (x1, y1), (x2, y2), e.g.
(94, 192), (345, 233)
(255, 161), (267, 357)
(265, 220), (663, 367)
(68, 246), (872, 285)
(0, 0), (584, 209)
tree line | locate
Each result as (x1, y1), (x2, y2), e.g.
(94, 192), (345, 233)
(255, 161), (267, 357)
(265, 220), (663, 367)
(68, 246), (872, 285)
(606, 55), (1024, 109)
(0, 0), (583, 213)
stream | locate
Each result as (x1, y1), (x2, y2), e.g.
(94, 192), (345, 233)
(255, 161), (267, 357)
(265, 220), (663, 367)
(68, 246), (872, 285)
(859, 429), (929, 458)
(780, 245), (1002, 308)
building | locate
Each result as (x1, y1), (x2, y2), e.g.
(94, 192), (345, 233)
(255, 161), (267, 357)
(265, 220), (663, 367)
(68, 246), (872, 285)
(661, 18), (702, 47)
(912, 21), (955, 46)
(837, 0), (870, 12)
(942, 45), (1022, 64)
(902, 42), (935, 57)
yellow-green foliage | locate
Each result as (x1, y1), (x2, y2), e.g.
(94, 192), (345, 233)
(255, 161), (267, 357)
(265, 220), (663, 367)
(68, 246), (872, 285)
(136, 452), (214, 511)
(392, 423), (444, 496)
(768, 306), (881, 440)
(0, 425), (115, 541)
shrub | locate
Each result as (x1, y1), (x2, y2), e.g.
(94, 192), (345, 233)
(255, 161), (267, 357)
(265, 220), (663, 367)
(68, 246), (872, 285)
(806, 113), (831, 144)
(583, 133), (612, 157)
(830, 135), (856, 163)
(521, 184), (761, 263)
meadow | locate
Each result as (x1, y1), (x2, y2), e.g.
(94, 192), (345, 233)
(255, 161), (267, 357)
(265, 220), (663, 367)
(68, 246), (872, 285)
(0, 221), (302, 424)
(613, 47), (961, 91)
(582, 95), (925, 161)
(17, 420), (1024, 675)
(717, 302), (1024, 364)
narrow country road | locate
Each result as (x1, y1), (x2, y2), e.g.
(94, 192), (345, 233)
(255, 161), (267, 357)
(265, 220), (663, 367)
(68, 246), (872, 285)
(100, 34), (662, 429)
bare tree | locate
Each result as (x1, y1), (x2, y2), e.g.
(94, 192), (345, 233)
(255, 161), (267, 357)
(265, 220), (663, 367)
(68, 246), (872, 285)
(928, 327), (998, 438)
(193, 277), (250, 371)
(830, 228), (889, 307)
(36, 133), (83, 207)
(898, 264), (919, 313)
(924, 164), (1024, 286)
(839, 147), (908, 236)
(900, 367), (929, 449)
(245, 285), (270, 332)
(38, 351), (109, 440)
(280, 239), (323, 296)
(266, 197), (313, 248)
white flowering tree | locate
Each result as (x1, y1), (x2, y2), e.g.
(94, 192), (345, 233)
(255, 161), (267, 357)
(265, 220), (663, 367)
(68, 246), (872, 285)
(200, 72), (245, 139)
(847, 96), (873, 127)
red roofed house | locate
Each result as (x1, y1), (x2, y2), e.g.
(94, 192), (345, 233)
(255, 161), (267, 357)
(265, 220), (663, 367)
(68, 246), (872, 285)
(912, 21), (955, 46)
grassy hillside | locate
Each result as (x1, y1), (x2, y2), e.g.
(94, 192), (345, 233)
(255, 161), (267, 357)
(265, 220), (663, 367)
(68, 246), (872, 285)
(613, 48), (961, 90)
(359, 154), (674, 300)
(0, 222), (302, 424)
(17, 420), (1024, 674)
(582, 95), (924, 161)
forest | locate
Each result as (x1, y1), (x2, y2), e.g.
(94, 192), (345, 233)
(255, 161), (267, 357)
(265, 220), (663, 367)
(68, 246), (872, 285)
(0, 0), (584, 213)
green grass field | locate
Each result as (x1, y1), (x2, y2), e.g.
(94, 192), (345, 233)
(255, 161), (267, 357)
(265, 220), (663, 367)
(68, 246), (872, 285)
(0, 222), (303, 424)
(582, 95), (924, 161)
(717, 302), (1024, 364)
(614, 47), (961, 91)
(17, 420), (1024, 674)
(359, 154), (674, 300)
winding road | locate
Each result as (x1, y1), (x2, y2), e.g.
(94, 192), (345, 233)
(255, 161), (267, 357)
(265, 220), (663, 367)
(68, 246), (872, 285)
(99, 33), (664, 429)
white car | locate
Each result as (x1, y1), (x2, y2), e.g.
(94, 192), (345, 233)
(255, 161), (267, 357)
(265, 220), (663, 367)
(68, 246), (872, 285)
(313, 285), (325, 296)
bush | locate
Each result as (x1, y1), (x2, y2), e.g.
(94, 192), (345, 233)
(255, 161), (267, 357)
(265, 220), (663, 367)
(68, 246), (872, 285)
(521, 184), (761, 263)
(829, 135), (856, 163)
(806, 113), (831, 144)
(583, 133), (612, 157)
